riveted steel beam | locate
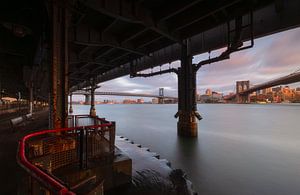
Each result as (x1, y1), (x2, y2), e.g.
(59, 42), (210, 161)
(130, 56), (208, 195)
(50, 0), (69, 129)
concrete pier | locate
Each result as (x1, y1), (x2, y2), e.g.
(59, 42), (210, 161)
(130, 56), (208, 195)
(113, 136), (197, 195)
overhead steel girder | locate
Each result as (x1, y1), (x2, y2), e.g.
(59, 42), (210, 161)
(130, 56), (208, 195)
(70, 60), (114, 70)
(154, 0), (204, 22)
(70, 0), (300, 92)
(94, 48), (115, 60)
(78, 0), (181, 43)
(172, 0), (243, 31)
(78, 19), (118, 58)
(71, 24), (148, 56)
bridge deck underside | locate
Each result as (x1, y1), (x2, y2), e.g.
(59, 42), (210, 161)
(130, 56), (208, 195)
(1, 0), (300, 96)
(69, 0), (300, 91)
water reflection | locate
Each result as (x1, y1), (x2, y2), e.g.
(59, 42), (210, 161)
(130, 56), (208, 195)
(73, 104), (300, 195)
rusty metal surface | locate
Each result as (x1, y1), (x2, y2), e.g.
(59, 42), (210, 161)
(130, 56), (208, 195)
(51, 0), (69, 129)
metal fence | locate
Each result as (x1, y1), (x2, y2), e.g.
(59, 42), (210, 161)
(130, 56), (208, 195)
(18, 115), (115, 195)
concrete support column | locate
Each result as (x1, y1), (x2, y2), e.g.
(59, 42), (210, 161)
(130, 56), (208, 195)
(29, 82), (33, 114)
(49, 1), (69, 129)
(69, 93), (73, 113)
(177, 40), (198, 137)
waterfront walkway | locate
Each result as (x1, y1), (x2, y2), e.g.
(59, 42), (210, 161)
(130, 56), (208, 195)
(0, 110), (49, 194)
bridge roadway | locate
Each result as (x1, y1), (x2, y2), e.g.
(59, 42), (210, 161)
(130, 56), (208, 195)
(227, 71), (300, 100)
(72, 91), (177, 99)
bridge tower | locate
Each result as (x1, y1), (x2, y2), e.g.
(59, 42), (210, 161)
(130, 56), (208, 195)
(158, 88), (164, 104)
(176, 40), (201, 137)
(236, 81), (250, 103)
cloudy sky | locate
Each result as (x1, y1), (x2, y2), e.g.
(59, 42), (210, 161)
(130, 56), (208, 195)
(75, 27), (300, 101)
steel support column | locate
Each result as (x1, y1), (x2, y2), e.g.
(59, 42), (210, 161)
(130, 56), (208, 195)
(50, 1), (69, 129)
(84, 94), (91, 105)
(69, 93), (73, 113)
(177, 40), (198, 137)
(90, 80), (97, 117)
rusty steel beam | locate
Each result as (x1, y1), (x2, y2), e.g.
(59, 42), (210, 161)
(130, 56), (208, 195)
(50, 0), (69, 129)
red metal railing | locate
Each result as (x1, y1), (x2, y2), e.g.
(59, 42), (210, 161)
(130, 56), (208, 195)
(17, 115), (115, 195)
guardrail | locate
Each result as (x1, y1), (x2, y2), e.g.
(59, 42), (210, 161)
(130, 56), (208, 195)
(17, 115), (115, 195)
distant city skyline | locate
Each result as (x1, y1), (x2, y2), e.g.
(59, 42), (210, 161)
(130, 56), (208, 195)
(73, 27), (300, 101)
(71, 85), (300, 104)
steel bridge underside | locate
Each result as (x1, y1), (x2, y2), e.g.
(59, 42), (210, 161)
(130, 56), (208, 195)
(1, 0), (300, 133)
(1, 0), (300, 98)
(69, 0), (300, 91)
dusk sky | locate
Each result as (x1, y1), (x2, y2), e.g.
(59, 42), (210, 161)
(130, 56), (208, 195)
(74, 27), (300, 101)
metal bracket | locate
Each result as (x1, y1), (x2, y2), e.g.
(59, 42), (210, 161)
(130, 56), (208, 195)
(195, 11), (254, 71)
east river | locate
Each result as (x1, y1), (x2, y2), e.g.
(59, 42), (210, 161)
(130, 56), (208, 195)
(73, 103), (300, 195)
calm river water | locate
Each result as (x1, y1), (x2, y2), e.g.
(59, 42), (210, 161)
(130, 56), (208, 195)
(73, 104), (300, 195)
